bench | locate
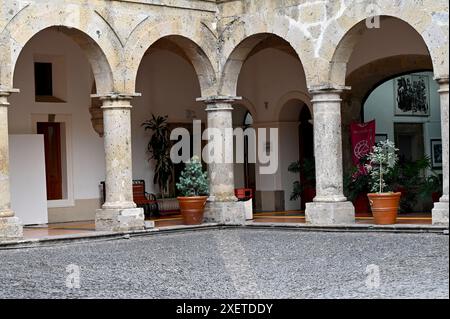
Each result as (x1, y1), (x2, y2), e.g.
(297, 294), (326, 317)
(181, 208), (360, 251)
(100, 180), (159, 218)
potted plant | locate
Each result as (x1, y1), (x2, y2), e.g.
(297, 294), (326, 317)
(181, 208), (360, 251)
(365, 139), (401, 225)
(390, 157), (431, 213)
(176, 156), (209, 225)
(142, 115), (173, 199)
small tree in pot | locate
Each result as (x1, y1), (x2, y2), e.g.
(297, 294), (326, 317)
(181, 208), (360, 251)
(365, 139), (400, 224)
(176, 156), (209, 225)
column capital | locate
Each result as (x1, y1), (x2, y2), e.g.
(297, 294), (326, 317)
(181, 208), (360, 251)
(434, 76), (449, 85)
(0, 88), (19, 101)
(198, 96), (242, 112)
(435, 77), (449, 94)
(91, 92), (141, 101)
(196, 95), (242, 104)
(0, 88), (19, 107)
(0, 88), (20, 95)
(308, 84), (351, 95)
(93, 93), (141, 109)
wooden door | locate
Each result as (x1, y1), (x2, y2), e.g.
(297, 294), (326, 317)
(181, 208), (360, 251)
(37, 122), (63, 200)
(394, 123), (425, 163)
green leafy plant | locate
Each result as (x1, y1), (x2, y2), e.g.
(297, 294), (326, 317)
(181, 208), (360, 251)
(344, 167), (371, 202)
(288, 158), (316, 201)
(142, 114), (173, 197)
(390, 156), (431, 212)
(365, 139), (399, 193)
(176, 156), (209, 197)
(419, 173), (442, 201)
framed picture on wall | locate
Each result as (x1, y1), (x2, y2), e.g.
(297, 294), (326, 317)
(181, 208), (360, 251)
(375, 134), (388, 144)
(430, 139), (442, 169)
(394, 74), (430, 116)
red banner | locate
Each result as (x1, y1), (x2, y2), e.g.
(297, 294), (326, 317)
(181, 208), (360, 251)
(350, 120), (376, 172)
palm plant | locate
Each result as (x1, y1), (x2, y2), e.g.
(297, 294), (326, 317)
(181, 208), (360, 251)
(142, 114), (173, 198)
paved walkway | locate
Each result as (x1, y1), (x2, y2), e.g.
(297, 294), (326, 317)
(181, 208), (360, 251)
(0, 229), (447, 298)
(20, 212), (433, 240)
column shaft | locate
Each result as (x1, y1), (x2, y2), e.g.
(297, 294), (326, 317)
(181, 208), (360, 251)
(95, 94), (144, 232)
(0, 93), (13, 217)
(305, 89), (355, 225)
(198, 96), (245, 224)
(312, 91), (346, 202)
(0, 90), (23, 240)
(206, 102), (237, 202)
(101, 97), (135, 209)
(432, 78), (449, 225)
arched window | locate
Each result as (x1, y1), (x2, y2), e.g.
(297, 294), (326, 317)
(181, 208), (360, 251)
(243, 111), (253, 128)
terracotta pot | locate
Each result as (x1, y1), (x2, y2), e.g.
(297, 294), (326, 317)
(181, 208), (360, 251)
(177, 196), (208, 225)
(367, 192), (401, 225)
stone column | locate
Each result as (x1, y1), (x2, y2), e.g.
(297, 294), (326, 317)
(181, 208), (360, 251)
(305, 88), (355, 224)
(95, 94), (144, 231)
(432, 77), (449, 225)
(0, 89), (23, 240)
(197, 96), (246, 224)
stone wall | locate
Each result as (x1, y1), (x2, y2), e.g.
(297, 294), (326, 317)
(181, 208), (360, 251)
(1, 0), (448, 94)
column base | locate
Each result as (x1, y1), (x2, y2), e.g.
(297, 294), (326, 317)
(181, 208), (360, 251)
(204, 201), (246, 225)
(432, 201), (449, 226)
(305, 201), (355, 225)
(0, 217), (23, 241)
(95, 208), (145, 232)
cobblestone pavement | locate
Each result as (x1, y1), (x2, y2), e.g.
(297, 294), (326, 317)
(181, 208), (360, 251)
(0, 229), (448, 299)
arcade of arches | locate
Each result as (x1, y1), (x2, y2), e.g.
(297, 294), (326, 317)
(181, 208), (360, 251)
(0, 0), (448, 239)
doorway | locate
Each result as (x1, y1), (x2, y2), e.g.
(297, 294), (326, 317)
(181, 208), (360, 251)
(394, 123), (425, 163)
(298, 106), (314, 211)
(37, 122), (63, 200)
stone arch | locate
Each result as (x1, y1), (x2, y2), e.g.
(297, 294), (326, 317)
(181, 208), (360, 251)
(275, 91), (313, 121)
(219, 13), (315, 96)
(122, 18), (218, 97)
(326, 14), (446, 86)
(346, 54), (433, 114)
(0, 3), (119, 94)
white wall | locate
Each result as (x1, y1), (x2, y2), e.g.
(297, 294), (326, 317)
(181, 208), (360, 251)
(237, 48), (307, 210)
(132, 48), (205, 194)
(9, 135), (48, 225)
(8, 29), (105, 221)
(238, 48), (308, 122)
(364, 71), (441, 169)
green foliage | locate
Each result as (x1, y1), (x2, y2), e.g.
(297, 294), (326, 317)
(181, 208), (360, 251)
(365, 139), (399, 193)
(142, 115), (173, 196)
(288, 157), (316, 201)
(176, 156), (209, 197)
(344, 168), (371, 202)
(346, 155), (442, 213)
(389, 156), (441, 212)
(418, 173), (442, 201)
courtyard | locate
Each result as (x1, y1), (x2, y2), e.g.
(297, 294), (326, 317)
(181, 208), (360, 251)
(0, 228), (448, 299)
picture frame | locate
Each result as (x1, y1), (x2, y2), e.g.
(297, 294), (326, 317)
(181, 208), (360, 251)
(394, 74), (430, 117)
(375, 134), (388, 144)
(430, 139), (442, 169)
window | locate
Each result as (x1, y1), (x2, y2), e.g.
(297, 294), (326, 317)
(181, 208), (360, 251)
(34, 62), (53, 97)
